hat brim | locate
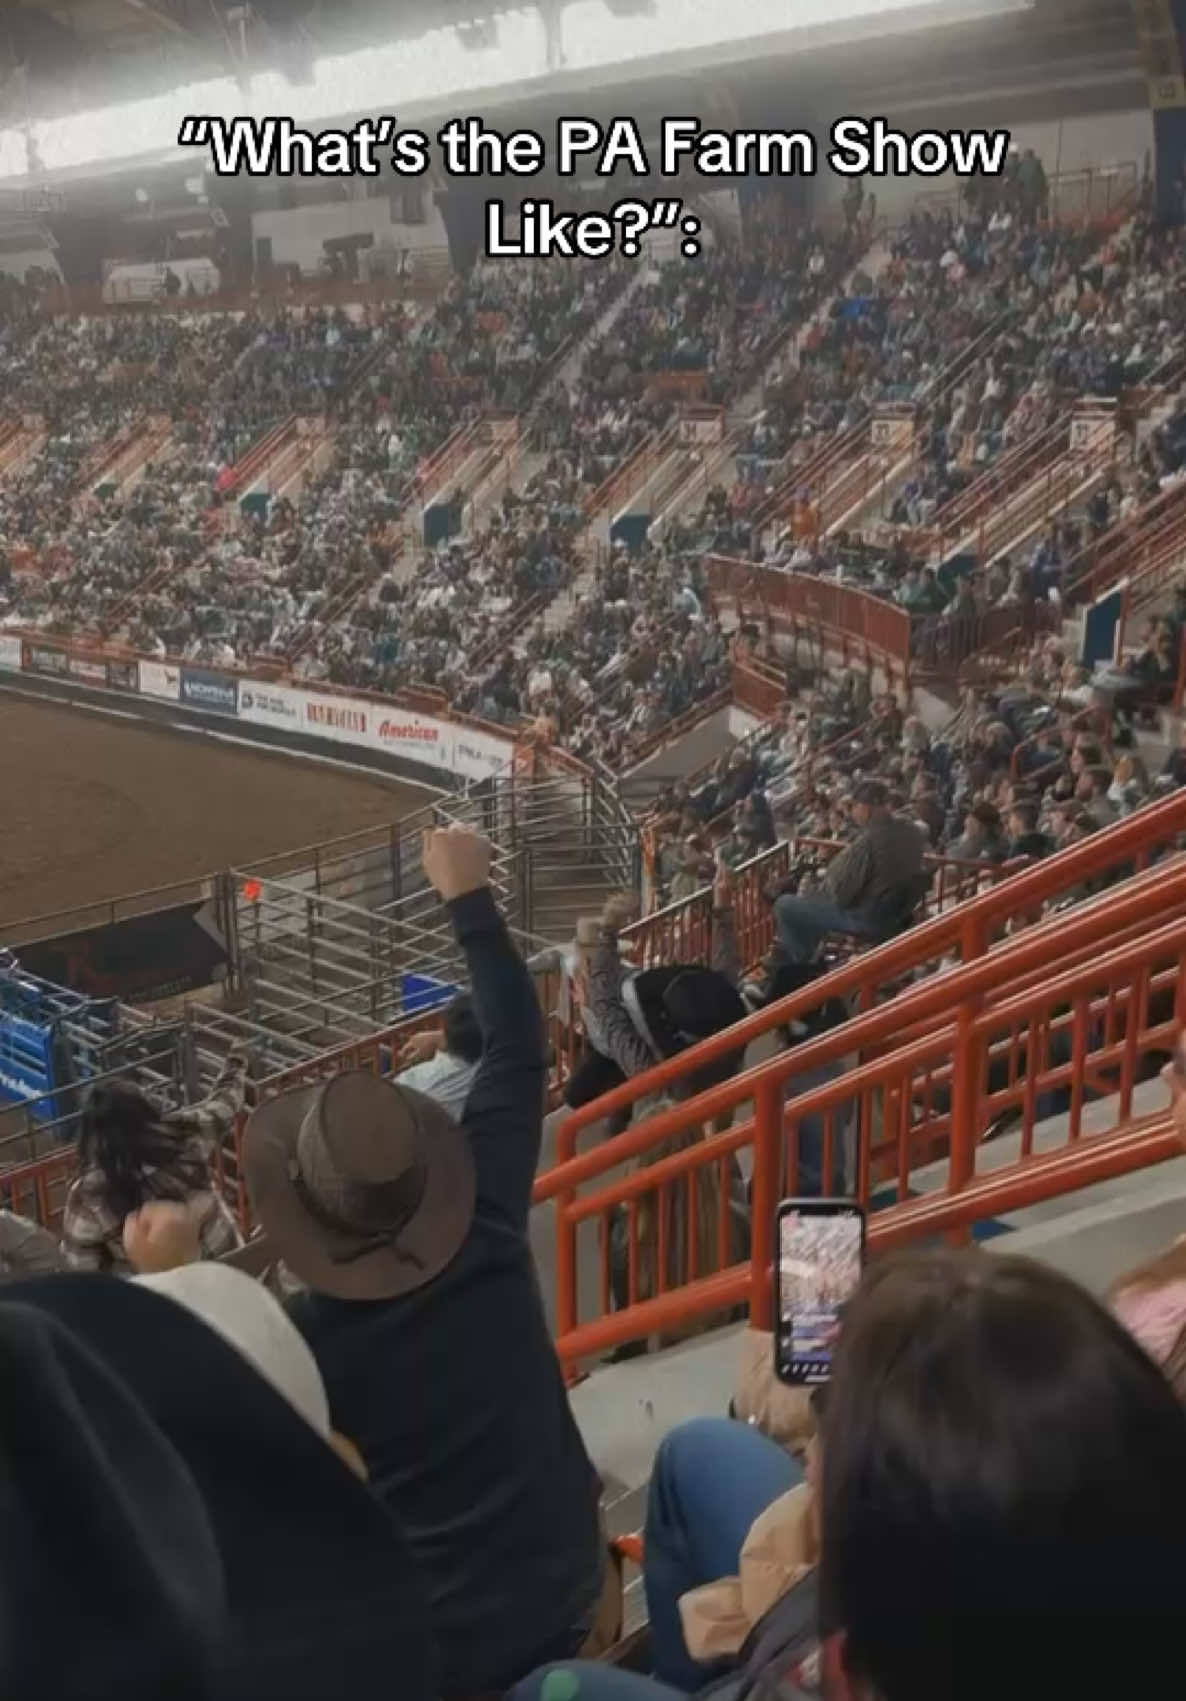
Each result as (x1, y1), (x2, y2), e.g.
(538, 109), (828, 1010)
(244, 1082), (476, 1302)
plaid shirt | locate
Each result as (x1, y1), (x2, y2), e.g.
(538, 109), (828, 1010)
(61, 1056), (247, 1276)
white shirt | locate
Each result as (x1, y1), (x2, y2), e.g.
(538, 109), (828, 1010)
(398, 1053), (479, 1120)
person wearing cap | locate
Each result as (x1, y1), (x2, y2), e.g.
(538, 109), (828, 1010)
(244, 825), (606, 1699)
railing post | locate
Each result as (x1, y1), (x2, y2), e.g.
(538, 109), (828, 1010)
(750, 1077), (783, 1332)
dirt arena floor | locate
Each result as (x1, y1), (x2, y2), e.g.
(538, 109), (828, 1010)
(0, 695), (436, 927)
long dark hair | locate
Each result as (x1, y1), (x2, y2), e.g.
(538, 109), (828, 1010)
(819, 1248), (1186, 1701)
(76, 1081), (197, 1221)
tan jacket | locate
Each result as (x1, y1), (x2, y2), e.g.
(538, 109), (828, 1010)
(680, 1477), (818, 1662)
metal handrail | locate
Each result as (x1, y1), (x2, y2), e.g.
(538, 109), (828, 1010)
(536, 871), (1186, 1364)
(549, 785), (1186, 1148)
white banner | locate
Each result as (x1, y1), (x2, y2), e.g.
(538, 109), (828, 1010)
(1070, 414), (1115, 453)
(678, 416), (724, 447)
(0, 635), (21, 671)
(69, 656), (107, 685)
(236, 681), (305, 732)
(139, 659), (181, 701)
(366, 710), (455, 772)
(299, 689), (372, 747)
(452, 725), (515, 783)
(871, 414), (914, 453)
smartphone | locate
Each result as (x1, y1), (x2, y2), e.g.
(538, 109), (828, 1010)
(774, 1199), (866, 1386)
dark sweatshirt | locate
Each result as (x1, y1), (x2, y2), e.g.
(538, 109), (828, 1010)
(822, 812), (926, 913)
(289, 888), (603, 1697)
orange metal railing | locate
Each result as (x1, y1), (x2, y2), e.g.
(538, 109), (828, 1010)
(705, 555), (914, 686)
(535, 859), (1186, 1365)
(565, 786), (1186, 1137)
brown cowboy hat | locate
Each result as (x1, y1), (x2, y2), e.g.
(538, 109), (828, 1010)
(243, 1070), (475, 1301)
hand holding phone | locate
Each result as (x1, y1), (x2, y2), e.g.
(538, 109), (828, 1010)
(774, 1198), (865, 1386)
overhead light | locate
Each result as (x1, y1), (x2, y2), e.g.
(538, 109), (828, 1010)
(184, 175), (205, 196)
(134, 187), (150, 204)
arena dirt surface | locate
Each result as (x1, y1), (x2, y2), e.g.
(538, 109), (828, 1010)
(0, 696), (436, 928)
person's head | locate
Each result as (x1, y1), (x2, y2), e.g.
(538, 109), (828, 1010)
(850, 779), (889, 828)
(77, 1080), (194, 1222)
(1007, 799), (1039, 839)
(964, 801), (1000, 846)
(442, 994), (482, 1065)
(819, 1249), (1186, 1701)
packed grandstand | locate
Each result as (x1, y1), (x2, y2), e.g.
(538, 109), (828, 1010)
(3, 1), (1186, 1698)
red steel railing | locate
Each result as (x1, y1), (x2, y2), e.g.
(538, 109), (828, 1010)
(535, 861), (1186, 1364)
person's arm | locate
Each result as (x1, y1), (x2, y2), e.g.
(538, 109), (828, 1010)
(823, 834), (873, 910)
(60, 1179), (115, 1273)
(582, 901), (655, 1080)
(525, 943), (567, 976)
(422, 827), (544, 1231)
(164, 1051), (249, 1155)
(710, 877), (740, 986)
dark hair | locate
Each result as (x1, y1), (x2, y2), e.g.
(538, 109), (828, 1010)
(852, 779), (888, 808)
(1009, 799), (1039, 832)
(442, 994), (483, 1065)
(76, 1081), (196, 1222)
(819, 1250), (1186, 1701)
(969, 801), (1001, 831)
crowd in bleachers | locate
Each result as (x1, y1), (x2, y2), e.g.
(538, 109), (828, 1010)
(1, 172), (1183, 789)
(3, 819), (1186, 1701)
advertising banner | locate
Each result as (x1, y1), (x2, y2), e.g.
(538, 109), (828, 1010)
(0, 634), (21, 671)
(300, 690), (371, 746)
(68, 655), (108, 686)
(180, 666), (238, 715)
(106, 658), (139, 693)
(452, 725), (514, 783)
(367, 710), (455, 772)
(139, 659), (181, 701)
(25, 643), (69, 678)
(237, 680), (305, 732)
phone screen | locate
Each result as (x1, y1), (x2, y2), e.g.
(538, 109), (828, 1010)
(776, 1200), (865, 1386)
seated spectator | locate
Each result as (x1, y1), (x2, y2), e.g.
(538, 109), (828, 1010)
(947, 800), (1009, 863)
(243, 826), (608, 1698)
(771, 780), (926, 965)
(513, 1248), (1186, 1701)
(394, 992), (483, 1118)
(1107, 751), (1150, 816)
(62, 1051), (248, 1273)
(1006, 798), (1054, 860)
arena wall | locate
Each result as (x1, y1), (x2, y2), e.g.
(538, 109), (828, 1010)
(0, 639), (516, 798)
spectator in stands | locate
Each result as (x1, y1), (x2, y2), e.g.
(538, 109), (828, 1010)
(0, 1267), (437, 1701)
(1107, 752), (1150, 816)
(583, 869), (747, 1102)
(947, 800), (1009, 863)
(1110, 1237), (1186, 1404)
(1160, 718), (1186, 790)
(243, 826), (608, 1698)
(61, 1051), (248, 1274)
(770, 780), (926, 965)
(394, 992), (482, 1118)
(1006, 799), (1054, 860)
(514, 1248), (1186, 1701)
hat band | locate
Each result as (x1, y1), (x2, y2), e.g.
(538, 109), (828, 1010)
(290, 1157), (428, 1271)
